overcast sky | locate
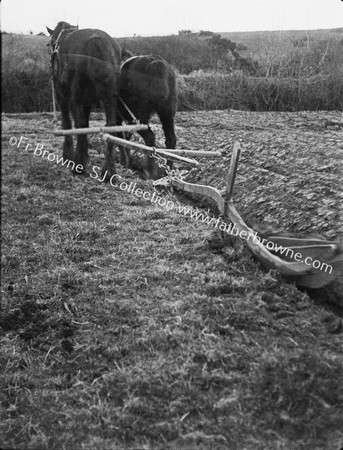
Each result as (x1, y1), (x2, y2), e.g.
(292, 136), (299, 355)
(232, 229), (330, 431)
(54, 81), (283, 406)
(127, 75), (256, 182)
(1, 0), (342, 37)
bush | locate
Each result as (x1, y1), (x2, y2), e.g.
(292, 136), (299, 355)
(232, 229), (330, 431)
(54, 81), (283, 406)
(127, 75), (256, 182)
(178, 71), (249, 110)
(178, 71), (343, 112)
(1, 34), (52, 112)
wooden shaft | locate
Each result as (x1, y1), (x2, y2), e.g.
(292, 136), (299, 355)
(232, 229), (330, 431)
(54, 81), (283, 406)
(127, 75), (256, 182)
(102, 133), (199, 166)
(153, 149), (223, 158)
(53, 124), (149, 136)
(53, 127), (222, 158)
(225, 142), (241, 203)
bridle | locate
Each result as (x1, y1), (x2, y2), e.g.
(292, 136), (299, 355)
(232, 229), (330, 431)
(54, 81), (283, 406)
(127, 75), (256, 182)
(48, 25), (77, 54)
(51, 28), (66, 53)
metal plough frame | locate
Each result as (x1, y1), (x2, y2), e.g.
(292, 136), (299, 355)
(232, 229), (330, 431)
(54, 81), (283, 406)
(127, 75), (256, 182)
(170, 142), (343, 289)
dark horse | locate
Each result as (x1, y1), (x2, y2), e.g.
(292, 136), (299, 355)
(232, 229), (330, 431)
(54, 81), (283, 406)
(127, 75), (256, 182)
(118, 53), (177, 177)
(47, 22), (121, 179)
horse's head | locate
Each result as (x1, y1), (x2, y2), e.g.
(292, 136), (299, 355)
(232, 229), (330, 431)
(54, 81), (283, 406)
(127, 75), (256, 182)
(46, 21), (78, 51)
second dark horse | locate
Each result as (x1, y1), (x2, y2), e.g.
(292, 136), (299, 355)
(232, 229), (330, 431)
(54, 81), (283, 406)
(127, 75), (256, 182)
(118, 53), (177, 178)
(47, 22), (121, 179)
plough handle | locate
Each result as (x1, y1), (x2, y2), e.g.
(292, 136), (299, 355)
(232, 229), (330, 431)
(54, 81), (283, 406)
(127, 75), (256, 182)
(225, 142), (241, 213)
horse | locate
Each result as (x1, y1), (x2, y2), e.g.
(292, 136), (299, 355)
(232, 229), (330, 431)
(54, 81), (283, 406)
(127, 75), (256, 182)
(46, 21), (122, 180)
(118, 52), (177, 178)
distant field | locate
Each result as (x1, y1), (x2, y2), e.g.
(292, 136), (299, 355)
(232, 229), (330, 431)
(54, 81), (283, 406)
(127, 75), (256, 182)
(220, 27), (343, 55)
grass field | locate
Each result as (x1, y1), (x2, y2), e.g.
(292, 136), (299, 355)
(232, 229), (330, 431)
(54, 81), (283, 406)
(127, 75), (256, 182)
(1, 110), (343, 449)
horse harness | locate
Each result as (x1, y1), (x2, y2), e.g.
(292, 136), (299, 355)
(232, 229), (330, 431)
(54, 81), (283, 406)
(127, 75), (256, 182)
(49, 27), (67, 72)
(51, 28), (65, 54)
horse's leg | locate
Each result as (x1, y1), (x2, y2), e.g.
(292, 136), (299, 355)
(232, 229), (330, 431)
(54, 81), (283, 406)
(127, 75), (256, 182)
(138, 128), (156, 146)
(131, 112), (158, 179)
(159, 109), (177, 149)
(138, 127), (157, 178)
(73, 103), (91, 174)
(119, 137), (132, 168)
(57, 93), (74, 160)
(158, 109), (177, 170)
(102, 98), (118, 180)
(117, 115), (132, 169)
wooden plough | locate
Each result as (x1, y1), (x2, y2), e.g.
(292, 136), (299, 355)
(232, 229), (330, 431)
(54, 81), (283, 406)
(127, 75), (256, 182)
(52, 126), (342, 289)
(170, 142), (343, 290)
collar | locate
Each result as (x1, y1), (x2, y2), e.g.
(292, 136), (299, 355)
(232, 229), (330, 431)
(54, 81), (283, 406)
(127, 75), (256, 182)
(52, 28), (66, 54)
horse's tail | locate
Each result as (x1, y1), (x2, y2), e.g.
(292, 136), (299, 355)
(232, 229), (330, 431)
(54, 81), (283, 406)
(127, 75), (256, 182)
(145, 59), (170, 102)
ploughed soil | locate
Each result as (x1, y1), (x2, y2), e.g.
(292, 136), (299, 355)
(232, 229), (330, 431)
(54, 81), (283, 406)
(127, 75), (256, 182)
(1, 110), (343, 450)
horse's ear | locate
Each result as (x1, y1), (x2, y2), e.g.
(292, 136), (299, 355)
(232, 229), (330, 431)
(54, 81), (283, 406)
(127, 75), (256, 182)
(46, 26), (54, 36)
(122, 46), (133, 62)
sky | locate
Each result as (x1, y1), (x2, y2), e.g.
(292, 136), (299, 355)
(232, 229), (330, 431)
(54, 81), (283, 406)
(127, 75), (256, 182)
(1, 0), (342, 37)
